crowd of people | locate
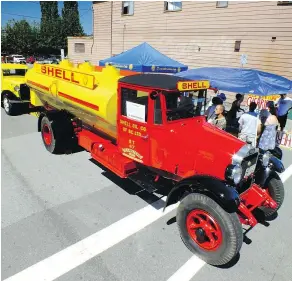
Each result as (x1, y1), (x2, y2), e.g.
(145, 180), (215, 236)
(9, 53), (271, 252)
(205, 92), (292, 152)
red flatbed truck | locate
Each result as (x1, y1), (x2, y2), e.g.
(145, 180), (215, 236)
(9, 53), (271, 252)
(24, 61), (285, 266)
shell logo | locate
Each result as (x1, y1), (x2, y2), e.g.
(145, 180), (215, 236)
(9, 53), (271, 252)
(129, 64), (133, 70)
(151, 65), (156, 72)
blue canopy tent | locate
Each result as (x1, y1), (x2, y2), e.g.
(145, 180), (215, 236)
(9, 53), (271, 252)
(99, 42), (188, 73)
(175, 67), (292, 96)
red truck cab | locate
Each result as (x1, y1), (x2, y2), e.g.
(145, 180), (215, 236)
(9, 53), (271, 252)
(117, 74), (245, 181)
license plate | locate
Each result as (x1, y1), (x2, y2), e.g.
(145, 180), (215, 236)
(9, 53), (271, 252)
(245, 164), (256, 177)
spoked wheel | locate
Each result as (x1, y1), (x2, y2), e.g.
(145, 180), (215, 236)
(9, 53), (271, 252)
(40, 114), (76, 154)
(186, 209), (223, 251)
(177, 193), (243, 266)
(259, 173), (284, 220)
(41, 116), (64, 154)
(42, 124), (53, 147)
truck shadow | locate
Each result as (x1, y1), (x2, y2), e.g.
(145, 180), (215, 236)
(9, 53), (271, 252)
(215, 253), (241, 269)
(89, 158), (166, 208)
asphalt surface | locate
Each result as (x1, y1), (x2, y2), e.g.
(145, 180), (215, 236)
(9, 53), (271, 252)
(1, 109), (292, 281)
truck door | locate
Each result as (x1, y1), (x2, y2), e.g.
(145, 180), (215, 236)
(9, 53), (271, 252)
(118, 86), (151, 166)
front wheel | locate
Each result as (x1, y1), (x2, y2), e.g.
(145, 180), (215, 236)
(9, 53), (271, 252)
(2, 94), (17, 115)
(259, 173), (284, 220)
(177, 193), (243, 266)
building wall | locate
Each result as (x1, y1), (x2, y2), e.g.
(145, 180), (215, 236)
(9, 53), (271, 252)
(67, 37), (93, 64)
(91, 1), (292, 79)
(90, 2), (112, 64)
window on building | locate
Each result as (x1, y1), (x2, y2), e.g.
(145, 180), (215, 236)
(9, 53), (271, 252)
(165, 1), (182, 12)
(216, 1), (228, 8)
(277, 1), (292, 5)
(74, 43), (85, 53)
(234, 41), (241, 52)
(122, 1), (134, 15)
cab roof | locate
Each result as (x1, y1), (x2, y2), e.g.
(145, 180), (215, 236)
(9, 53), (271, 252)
(1, 63), (28, 70)
(119, 73), (190, 90)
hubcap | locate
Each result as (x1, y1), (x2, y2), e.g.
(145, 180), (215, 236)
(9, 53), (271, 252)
(3, 97), (10, 112)
(186, 209), (223, 251)
(42, 124), (52, 146)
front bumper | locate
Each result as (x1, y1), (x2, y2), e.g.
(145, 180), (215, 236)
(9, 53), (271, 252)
(237, 183), (277, 227)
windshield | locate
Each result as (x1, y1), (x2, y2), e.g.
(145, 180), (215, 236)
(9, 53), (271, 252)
(2, 69), (26, 76)
(163, 90), (206, 121)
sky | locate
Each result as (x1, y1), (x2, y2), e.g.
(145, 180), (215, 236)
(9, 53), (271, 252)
(1, 1), (93, 35)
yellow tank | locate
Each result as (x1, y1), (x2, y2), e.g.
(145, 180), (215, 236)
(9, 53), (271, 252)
(25, 60), (124, 139)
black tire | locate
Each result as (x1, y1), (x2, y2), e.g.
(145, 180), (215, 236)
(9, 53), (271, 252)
(2, 93), (17, 116)
(177, 193), (243, 266)
(40, 116), (65, 154)
(259, 174), (285, 220)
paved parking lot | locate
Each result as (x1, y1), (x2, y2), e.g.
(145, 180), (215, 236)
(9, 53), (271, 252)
(2, 110), (292, 281)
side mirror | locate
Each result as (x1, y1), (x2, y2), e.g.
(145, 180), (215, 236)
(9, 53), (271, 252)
(150, 91), (159, 100)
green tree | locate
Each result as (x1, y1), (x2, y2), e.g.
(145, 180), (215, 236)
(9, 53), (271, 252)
(1, 20), (40, 56)
(40, 1), (62, 55)
(61, 1), (84, 50)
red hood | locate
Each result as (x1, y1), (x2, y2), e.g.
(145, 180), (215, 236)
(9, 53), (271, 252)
(197, 118), (245, 179)
(167, 116), (245, 180)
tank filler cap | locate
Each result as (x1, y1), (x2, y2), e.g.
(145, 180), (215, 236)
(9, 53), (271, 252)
(59, 59), (74, 69)
(102, 64), (120, 76)
(78, 61), (94, 72)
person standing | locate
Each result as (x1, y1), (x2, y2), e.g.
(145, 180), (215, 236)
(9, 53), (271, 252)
(227, 93), (245, 127)
(257, 103), (279, 152)
(275, 94), (292, 131)
(209, 104), (227, 130)
(238, 102), (258, 146)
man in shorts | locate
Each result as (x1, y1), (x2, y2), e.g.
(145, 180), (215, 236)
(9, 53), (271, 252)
(275, 94), (292, 131)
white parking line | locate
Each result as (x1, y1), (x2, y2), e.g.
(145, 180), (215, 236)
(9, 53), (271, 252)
(166, 256), (205, 281)
(165, 163), (292, 281)
(4, 197), (178, 281)
(280, 162), (292, 183)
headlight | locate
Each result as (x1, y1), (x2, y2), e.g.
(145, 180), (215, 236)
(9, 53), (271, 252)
(226, 164), (243, 185)
(14, 86), (20, 92)
(262, 152), (271, 167)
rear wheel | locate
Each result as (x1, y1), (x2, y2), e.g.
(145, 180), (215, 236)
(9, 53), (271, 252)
(259, 174), (284, 220)
(177, 193), (243, 266)
(41, 116), (61, 154)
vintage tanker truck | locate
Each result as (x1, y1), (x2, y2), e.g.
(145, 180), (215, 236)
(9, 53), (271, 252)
(23, 60), (285, 266)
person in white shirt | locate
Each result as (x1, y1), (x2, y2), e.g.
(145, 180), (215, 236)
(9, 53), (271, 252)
(238, 102), (258, 146)
(275, 94), (292, 131)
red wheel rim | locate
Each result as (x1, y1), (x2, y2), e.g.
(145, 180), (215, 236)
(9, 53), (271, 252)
(42, 124), (52, 146)
(186, 209), (223, 251)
